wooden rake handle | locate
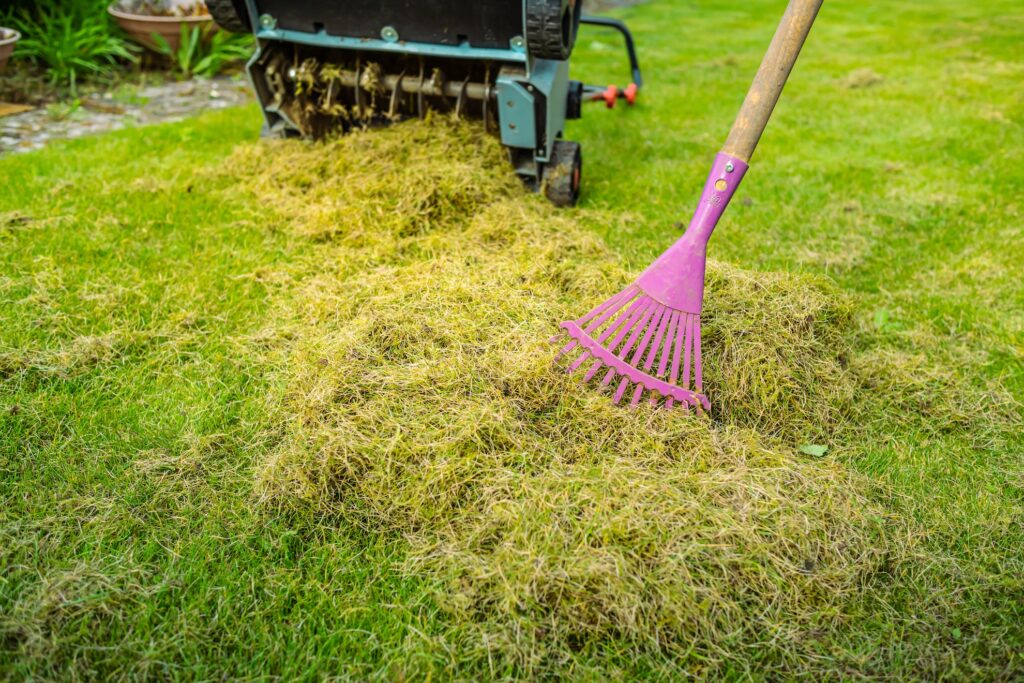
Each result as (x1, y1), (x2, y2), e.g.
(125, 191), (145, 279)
(721, 0), (824, 163)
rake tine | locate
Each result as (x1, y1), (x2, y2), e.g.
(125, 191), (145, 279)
(582, 358), (604, 382)
(565, 296), (650, 378)
(603, 302), (658, 387)
(619, 303), (662, 360)
(606, 299), (656, 363)
(651, 311), (680, 406)
(632, 307), (673, 406)
(619, 306), (666, 407)
(693, 316), (703, 393)
(577, 285), (636, 328)
(598, 295), (650, 346)
(630, 306), (667, 365)
(557, 290), (641, 359)
(663, 311), (686, 409)
(682, 314), (694, 392)
(567, 350), (592, 373)
(613, 375), (631, 404)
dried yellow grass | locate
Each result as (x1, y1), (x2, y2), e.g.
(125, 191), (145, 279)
(221, 119), (914, 671)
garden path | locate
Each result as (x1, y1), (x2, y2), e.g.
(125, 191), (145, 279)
(0, 74), (251, 154)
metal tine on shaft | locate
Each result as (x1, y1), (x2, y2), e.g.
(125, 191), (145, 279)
(388, 70), (406, 119)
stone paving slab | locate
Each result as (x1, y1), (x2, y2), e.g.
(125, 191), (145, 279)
(0, 75), (253, 155)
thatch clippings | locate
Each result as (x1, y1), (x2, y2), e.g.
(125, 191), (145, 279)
(218, 118), (930, 670)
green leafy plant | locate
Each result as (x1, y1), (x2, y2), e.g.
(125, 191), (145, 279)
(7, 0), (137, 94)
(152, 24), (252, 79)
(45, 98), (85, 121)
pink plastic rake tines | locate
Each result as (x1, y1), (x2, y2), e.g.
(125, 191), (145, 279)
(553, 0), (824, 410)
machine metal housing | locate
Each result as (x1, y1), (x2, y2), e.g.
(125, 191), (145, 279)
(213, 0), (641, 205)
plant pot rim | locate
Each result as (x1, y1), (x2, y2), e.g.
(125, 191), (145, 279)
(0, 28), (21, 46)
(107, 5), (212, 23)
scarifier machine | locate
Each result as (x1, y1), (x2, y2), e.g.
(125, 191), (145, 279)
(206, 0), (643, 206)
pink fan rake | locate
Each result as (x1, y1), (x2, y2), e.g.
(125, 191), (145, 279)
(554, 0), (824, 410)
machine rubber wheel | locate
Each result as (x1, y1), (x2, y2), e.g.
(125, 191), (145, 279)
(544, 140), (582, 207)
(526, 0), (583, 60)
(206, 0), (251, 33)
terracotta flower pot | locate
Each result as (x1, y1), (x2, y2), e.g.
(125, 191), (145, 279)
(0, 28), (20, 72)
(108, 5), (213, 52)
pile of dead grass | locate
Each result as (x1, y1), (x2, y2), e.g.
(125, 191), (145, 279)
(219, 119), (926, 672)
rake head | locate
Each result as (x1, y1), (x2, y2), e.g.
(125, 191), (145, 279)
(552, 152), (749, 411)
(554, 285), (710, 410)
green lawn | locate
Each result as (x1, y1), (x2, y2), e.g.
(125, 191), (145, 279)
(2, 0), (1022, 679)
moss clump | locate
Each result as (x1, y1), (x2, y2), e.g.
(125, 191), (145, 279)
(701, 263), (856, 441)
(223, 119), (910, 672)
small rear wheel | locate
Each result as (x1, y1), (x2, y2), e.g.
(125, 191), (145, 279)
(206, 0), (251, 33)
(543, 140), (582, 207)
